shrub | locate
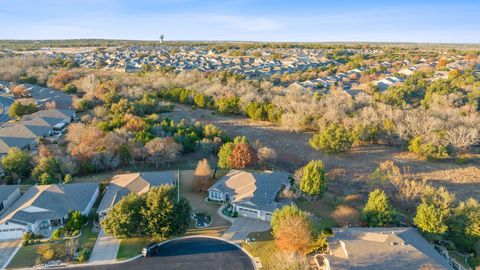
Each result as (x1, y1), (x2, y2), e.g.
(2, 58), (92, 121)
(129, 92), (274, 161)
(408, 136), (450, 159)
(362, 189), (396, 227)
(310, 124), (353, 153)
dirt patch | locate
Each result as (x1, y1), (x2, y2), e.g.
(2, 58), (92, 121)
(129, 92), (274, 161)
(179, 170), (230, 236)
(164, 105), (480, 201)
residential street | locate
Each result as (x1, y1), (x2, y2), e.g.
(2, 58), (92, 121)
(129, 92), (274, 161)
(88, 230), (120, 264)
(0, 240), (20, 269)
(61, 237), (255, 270)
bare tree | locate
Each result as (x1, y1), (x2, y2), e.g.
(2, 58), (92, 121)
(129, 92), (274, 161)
(193, 159), (212, 191)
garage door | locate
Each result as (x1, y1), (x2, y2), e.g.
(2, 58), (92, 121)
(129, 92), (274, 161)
(238, 207), (258, 219)
(0, 228), (24, 240)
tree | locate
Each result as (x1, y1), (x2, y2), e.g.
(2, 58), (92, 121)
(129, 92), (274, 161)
(447, 198), (480, 253)
(228, 143), (258, 169)
(65, 211), (86, 233)
(193, 159), (212, 192)
(11, 84), (27, 97)
(36, 245), (57, 265)
(145, 137), (182, 168)
(299, 160), (327, 197)
(63, 238), (78, 262)
(414, 202), (448, 235)
(32, 157), (61, 183)
(142, 186), (191, 240)
(257, 146), (277, 166)
(217, 142), (234, 169)
(1, 147), (32, 180)
(362, 189), (395, 227)
(309, 124), (353, 153)
(8, 101), (39, 118)
(101, 193), (145, 238)
(271, 204), (313, 254)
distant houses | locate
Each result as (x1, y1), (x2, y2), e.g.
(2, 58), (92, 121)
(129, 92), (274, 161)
(207, 170), (290, 221)
(0, 108), (75, 156)
(0, 183), (99, 240)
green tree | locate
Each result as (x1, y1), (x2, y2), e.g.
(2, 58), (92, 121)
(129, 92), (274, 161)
(8, 101), (39, 118)
(414, 202), (448, 234)
(362, 189), (396, 227)
(217, 142), (234, 169)
(65, 211), (86, 233)
(299, 160), (327, 197)
(101, 193), (145, 238)
(447, 198), (480, 253)
(1, 147), (32, 180)
(142, 185), (191, 240)
(32, 157), (61, 183)
(413, 186), (455, 235)
(309, 124), (353, 153)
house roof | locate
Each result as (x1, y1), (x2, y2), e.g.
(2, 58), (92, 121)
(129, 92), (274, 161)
(97, 171), (177, 214)
(0, 137), (36, 155)
(0, 185), (19, 203)
(209, 170), (289, 212)
(324, 227), (454, 270)
(0, 183), (98, 225)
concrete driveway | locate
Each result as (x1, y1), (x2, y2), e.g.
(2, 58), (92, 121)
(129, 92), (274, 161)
(0, 240), (20, 270)
(221, 217), (271, 242)
(88, 230), (120, 264)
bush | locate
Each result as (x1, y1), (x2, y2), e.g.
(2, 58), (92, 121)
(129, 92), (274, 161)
(310, 124), (353, 153)
(322, 227), (333, 236)
(51, 227), (65, 240)
(362, 189), (396, 227)
(232, 211), (238, 218)
(22, 232), (34, 246)
(408, 136), (450, 159)
(77, 248), (91, 262)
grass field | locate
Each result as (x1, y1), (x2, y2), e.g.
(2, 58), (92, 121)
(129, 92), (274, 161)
(242, 231), (278, 270)
(116, 238), (151, 260)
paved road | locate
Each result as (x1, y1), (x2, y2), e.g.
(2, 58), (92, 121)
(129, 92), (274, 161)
(67, 237), (255, 270)
(0, 240), (20, 269)
(88, 230), (120, 264)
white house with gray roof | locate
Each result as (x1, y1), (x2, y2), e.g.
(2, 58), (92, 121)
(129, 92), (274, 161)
(208, 170), (290, 221)
(320, 227), (454, 270)
(97, 171), (177, 219)
(0, 185), (20, 215)
(0, 183), (99, 240)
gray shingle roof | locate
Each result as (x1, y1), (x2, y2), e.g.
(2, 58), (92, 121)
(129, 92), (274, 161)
(97, 171), (177, 214)
(209, 170), (290, 212)
(0, 183), (98, 225)
(324, 227), (454, 270)
(0, 185), (19, 203)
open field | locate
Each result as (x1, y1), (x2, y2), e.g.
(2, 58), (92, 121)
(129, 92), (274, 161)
(163, 105), (480, 202)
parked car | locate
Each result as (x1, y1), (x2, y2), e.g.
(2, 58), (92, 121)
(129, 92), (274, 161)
(142, 243), (160, 257)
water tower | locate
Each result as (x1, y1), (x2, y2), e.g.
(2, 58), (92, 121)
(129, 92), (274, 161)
(160, 34), (164, 43)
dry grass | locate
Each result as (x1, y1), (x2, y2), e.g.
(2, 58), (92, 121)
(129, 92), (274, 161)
(179, 170), (231, 237)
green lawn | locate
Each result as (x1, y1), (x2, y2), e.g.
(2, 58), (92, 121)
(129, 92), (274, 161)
(7, 242), (65, 269)
(242, 231), (279, 270)
(116, 238), (151, 260)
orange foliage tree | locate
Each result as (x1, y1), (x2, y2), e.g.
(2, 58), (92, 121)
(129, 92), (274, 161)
(193, 159), (212, 191)
(228, 143), (258, 169)
(271, 205), (313, 254)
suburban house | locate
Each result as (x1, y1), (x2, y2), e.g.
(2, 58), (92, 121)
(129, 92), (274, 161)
(0, 183), (99, 240)
(0, 185), (21, 215)
(0, 108), (75, 156)
(208, 170), (290, 221)
(97, 171), (178, 219)
(319, 227), (454, 270)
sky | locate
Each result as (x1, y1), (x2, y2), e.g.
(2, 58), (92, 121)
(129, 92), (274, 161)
(0, 0), (479, 43)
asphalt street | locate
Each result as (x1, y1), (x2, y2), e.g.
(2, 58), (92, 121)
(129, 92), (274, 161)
(65, 237), (255, 270)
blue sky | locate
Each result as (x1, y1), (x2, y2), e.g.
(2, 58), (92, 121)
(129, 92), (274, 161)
(0, 0), (479, 43)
